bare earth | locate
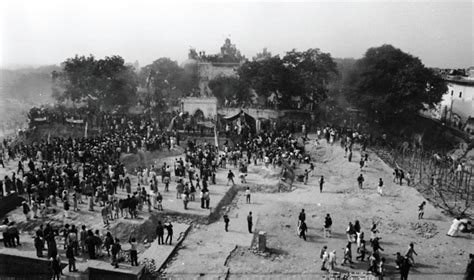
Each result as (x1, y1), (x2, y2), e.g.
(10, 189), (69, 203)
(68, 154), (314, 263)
(164, 138), (472, 280)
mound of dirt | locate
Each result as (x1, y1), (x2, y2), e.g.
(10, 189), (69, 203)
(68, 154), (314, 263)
(410, 221), (438, 239)
(248, 165), (280, 180)
(121, 147), (184, 171)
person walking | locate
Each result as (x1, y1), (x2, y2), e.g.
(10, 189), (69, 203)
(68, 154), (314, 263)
(298, 220), (308, 241)
(320, 246), (328, 271)
(399, 256), (412, 280)
(165, 223), (173, 245)
(156, 221), (164, 245)
(406, 243), (418, 267)
(341, 242), (354, 266)
(223, 214), (230, 232)
(356, 239), (367, 261)
(357, 174), (364, 189)
(328, 250), (337, 273)
(378, 178), (384, 196)
(247, 212), (253, 233)
(245, 187), (251, 204)
(418, 201), (426, 219)
(319, 176), (325, 193)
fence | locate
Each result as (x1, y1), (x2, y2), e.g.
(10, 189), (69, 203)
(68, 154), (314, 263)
(370, 144), (473, 219)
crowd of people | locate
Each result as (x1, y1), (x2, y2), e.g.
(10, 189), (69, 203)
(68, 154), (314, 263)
(0, 110), (473, 280)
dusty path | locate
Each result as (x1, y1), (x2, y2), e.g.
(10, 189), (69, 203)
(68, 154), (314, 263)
(165, 139), (472, 279)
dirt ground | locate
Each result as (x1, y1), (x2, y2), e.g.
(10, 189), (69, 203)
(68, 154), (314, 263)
(1, 137), (472, 279)
(164, 138), (473, 279)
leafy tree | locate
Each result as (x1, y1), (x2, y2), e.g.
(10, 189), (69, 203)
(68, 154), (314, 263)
(281, 49), (338, 108)
(139, 57), (198, 99)
(53, 55), (137, 108)
(208, 76), (252, 106)
(238, 56), (285, 100)
(347, 45), (447, 122)
(239, 48), (337, 109)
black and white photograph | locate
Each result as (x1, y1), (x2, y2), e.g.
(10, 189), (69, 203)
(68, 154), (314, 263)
(0, 0), (473, 279)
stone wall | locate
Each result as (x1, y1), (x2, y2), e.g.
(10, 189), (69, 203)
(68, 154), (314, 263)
(182, 97), (218, 118)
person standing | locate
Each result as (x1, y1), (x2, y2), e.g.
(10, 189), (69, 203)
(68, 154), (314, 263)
(357, 174), (364, 189)
(223, 214), (230, 232)
(129, 236), (138, 266)
(111, 238), (121, 268)
(245, 187), (251, 204)
(227, 170), (235, 186)
(22, 201), (31, 221)
(328, 250), (337, 273)
(303, 169), (309, 185)
(324, 214), (332, 238)
(66, 245), (78, 272)
(319, 176), (325, 193)
(378, 178), (384, 196)
(50, 254), (63, 280)
(247, 212), (253, 233)
(34, 231), (44, 257)
(298, 209), (306, 224)
(165, 223), (173, 245)
(156, 221), (164, 245)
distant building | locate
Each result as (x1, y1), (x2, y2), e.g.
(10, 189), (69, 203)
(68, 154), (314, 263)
(439, 70), (474, 126)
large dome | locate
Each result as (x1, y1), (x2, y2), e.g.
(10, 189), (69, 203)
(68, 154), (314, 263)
(180, 58), (198, 68)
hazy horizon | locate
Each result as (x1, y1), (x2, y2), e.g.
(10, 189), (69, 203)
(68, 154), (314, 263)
(1, 0), (473, 69)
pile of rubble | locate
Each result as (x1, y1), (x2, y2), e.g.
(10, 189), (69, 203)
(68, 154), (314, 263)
(410, 221), (438, 239)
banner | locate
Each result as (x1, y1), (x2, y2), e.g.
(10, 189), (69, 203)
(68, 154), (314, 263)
(66, 118), (84, 124)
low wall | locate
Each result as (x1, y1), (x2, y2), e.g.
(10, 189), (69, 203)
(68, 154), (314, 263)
(0, 252), (67, 280)
(0, 193), (24, 218)
(88, 267), (144, 280)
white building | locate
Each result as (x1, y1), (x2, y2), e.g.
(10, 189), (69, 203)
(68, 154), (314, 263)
(439, 75), (474, 124)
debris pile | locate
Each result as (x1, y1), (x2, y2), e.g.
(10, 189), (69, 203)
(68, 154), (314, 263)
(410, 222), (438, 239)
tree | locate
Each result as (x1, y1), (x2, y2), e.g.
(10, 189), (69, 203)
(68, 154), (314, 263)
(238, 56), (285, 100)
(208, 76), (253, 106)
(281, 49), (338, 108)
(347, 45), (447, 122)
(239, 48), (337, 109)
(139, 57), (198, 100)
(53, 55), (137, 108)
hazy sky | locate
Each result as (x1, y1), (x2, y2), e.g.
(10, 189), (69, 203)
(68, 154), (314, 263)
(1, 0), (472, 69)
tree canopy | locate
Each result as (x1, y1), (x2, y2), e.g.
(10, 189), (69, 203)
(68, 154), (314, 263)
(53, 55), (138, 108)
(138, 57), (198, 101)
(238, 48), (337, 109)
(347, 45), (447, 122)
(208, 76), (253, 106)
